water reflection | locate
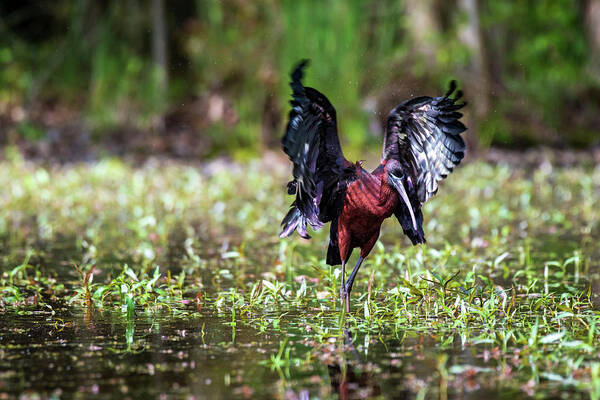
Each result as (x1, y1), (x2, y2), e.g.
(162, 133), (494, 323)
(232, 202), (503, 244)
(2, 231), (598, 399)
(326, 329), (383, 400)
(0, 302), (594, 399)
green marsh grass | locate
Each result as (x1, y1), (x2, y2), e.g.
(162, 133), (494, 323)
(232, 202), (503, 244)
(0, 152), (599, 398)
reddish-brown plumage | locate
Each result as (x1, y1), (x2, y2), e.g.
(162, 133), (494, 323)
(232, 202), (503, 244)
(337, 164), (398, 262)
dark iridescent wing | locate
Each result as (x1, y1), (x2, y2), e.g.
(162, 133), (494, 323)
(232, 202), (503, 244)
(280, 60), (355, 238)
(383, 81), (466, 204)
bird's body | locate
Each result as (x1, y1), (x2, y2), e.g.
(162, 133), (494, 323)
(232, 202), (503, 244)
(337, 164), (397, 258)
(280, 60), (466, 311)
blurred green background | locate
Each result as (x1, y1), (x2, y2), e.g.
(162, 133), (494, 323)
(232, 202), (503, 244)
(1, 0), (599, 161)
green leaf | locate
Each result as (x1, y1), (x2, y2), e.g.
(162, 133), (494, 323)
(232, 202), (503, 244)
(125, 268), (139, 282)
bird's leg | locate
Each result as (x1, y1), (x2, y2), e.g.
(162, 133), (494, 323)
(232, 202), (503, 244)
(345, 290), (350, 313)
(340, 260), (347, 311)
(345, 256), (364, 299)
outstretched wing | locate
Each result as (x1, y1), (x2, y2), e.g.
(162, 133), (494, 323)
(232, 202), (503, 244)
(280, 60), (355, 239)
(383, 81), (466, 205)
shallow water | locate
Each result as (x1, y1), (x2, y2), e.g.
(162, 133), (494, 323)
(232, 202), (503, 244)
(1, 236), (596, 400)
(1, 160), (599, 399)
(0, 306), (590, 399)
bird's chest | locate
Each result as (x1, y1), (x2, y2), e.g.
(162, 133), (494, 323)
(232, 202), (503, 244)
(342, 177), (398, 221)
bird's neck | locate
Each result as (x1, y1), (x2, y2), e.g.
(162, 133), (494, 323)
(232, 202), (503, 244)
(378, 177), (399, 210)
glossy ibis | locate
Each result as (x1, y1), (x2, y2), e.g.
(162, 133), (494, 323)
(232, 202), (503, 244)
(279, 60), (467, 311)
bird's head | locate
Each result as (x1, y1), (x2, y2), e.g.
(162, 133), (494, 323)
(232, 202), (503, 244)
(383, 159), (405, 184)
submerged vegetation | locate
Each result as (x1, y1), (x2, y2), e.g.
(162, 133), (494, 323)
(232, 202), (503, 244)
(1, 152), (599, 398)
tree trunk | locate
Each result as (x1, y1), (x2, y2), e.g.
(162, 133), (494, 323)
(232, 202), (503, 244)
(585, 0), (600, 81)
(404, 0), (440, 67)
(457, 0), (490, 152)
(151, 0), (168, 97)
(457, 0), (489, 118)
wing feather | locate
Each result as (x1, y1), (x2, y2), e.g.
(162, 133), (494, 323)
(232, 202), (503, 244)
(383, 82), (467, 204)
(280, 60), (355, 238)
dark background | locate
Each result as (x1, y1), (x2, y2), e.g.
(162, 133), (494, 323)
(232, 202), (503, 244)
(1, 0), (599, 162)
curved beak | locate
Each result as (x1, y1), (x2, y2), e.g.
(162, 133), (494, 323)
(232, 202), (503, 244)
(388, 174), (417, 231)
